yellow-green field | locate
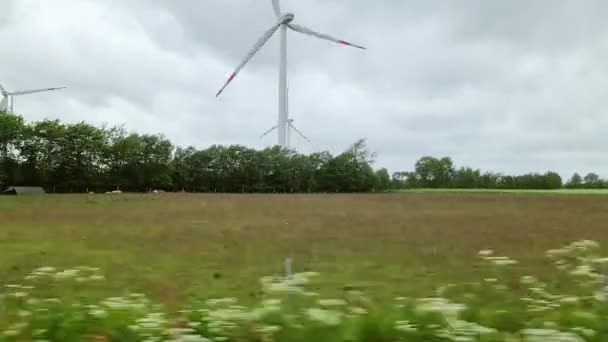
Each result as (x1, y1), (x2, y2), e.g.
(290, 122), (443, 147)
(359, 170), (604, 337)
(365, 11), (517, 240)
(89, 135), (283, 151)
(2, 192), (608, 309)
(397, 188), (608, 195)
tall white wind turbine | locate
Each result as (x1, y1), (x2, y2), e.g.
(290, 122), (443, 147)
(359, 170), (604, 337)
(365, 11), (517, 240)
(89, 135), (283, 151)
(0, 83), (66, 114)
(215, 0), (365, 147)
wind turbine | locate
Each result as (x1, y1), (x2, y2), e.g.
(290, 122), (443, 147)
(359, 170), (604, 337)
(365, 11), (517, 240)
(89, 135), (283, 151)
(216, 0), (365, 147)
(260, 88), (310, 148)
(260, 118), (310, 147)
(0, 83), (66, 114)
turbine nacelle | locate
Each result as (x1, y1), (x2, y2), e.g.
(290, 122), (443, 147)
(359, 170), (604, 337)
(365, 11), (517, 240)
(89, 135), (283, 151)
(281, 13), (295, 24)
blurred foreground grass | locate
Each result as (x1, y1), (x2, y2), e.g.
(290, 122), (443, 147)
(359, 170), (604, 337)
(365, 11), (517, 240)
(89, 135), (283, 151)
(2, 239), (608, 341)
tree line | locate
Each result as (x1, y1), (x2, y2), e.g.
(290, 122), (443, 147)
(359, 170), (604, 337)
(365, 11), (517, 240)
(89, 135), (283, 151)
(0, 112), (388, 193)
(2, 112), (606, 193)
(392, 156), (608, 190)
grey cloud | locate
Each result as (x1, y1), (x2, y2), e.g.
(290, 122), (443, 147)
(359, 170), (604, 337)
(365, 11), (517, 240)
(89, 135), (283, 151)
(1, 0), (608, 178)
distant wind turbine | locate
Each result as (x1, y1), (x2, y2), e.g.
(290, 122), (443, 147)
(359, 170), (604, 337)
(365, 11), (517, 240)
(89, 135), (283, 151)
(0, 83), (66, 114)
(260, 118), (310, 147)
(216, 0), (365, 147)
(260, 88), (310, 147)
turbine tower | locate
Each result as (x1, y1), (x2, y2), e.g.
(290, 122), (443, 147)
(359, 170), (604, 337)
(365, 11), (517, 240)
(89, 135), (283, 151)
(260, 88), (310, 148)
(0, 83), (66, 114)
(216, 0), (365, 147)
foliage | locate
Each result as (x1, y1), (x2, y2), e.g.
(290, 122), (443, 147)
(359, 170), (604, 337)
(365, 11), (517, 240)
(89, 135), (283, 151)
(2, 240), (608, 341)
(393, 156), (573, 190)
(4, 111), (608, 192)
(0, 113), (387, 193)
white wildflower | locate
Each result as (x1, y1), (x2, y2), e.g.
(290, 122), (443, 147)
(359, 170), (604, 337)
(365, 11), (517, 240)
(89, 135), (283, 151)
(395, 320), (417, 333)
(205, 298), (238, 307)
(570, 265), (595, 277)
(26, 298), (40, 306)
(2, 322), (28, 337)
(521, 276), (538, 285)
(33, 329), (47, 336)
(3, 330), (18, 337)
(492, 257), (518, 266)
(416, 297), (466, 320)
(306, 308), (342, 326)
(90, 308), (108, 318)
(559, 296), (579, 304)
(54, 269), (79, 280)
(18, 310), (31, 318)
(349, 307), (368, 315)
(262, 299), (281, 306)
(494, 284), (508, 291)
(255, 325), (281, 335)
(571, 327), (596, 338)
(10, 291), (28, 298)
(593, 291), (606, 302)
(318, 299), (348, 307)
(593, 257), (608, 265)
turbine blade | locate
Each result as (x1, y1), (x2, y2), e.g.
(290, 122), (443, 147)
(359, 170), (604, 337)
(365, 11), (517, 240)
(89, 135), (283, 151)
(288, 24), (366, 49)
(8, 87), (66, 96)
(272, 0), (281, 17)
(260, 125), (279, 138)
(290, 123), (311, 142)
(216, 23), (281, 97)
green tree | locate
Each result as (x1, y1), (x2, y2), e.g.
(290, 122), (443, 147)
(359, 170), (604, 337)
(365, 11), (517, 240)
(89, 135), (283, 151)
(583, 173), (602, 188)
(566, 173), (583, 189)
(55, 122), (107, 192)
(414, 156), (455, 188)
(0, 112), (26, 186)
(375, 168), (391, 191)
(452, 167), (481, 188)
(19, 119), (66, 191)
(544, 171), (563, 189)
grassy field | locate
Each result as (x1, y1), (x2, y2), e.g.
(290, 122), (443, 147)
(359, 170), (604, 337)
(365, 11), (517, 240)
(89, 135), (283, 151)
(2, 192), (608, 309)
(397, 188), (608, 195)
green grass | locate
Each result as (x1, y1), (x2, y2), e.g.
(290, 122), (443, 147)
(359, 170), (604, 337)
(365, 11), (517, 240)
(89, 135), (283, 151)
(395, 188), (608, 195)
(3, 193), (608, 340)
(2, 192), (608, 309)
(2, 239), (608, 341)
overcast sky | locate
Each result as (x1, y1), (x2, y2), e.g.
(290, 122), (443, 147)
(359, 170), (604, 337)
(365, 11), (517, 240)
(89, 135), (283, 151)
(1, 1), (607, 177)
